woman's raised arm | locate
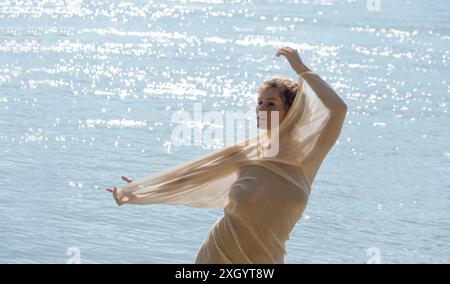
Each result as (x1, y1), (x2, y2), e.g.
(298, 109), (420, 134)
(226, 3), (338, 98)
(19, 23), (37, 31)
(276, 46), (347, 182)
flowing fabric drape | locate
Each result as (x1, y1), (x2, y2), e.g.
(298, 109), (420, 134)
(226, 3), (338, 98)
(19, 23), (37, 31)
(113, 72), (332, 263)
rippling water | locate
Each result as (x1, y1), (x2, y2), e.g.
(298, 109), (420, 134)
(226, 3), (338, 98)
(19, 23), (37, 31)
(0, 0), (449, 263)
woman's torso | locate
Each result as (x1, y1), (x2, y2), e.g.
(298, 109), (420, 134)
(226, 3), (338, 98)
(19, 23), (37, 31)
(195, 161), (310, 264)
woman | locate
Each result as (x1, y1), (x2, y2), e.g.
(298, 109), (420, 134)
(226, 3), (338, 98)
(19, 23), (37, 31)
(106, 47), (347, 263)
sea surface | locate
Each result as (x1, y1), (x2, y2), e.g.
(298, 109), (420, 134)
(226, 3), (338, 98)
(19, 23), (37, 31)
(0, 0), (449, 263)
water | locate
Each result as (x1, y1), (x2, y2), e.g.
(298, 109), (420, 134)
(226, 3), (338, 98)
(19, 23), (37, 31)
(0, 0), (449, 263)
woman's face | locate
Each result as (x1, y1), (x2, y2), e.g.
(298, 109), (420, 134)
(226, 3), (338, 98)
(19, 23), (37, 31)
(256, 88), (287, 129)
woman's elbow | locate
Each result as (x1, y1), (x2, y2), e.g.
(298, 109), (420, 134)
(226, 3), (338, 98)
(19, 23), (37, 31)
(331, 101), (347, 117)
(339, 102), (348, 114)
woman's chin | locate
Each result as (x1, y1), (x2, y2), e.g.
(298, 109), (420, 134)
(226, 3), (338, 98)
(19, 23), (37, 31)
(257, 123), (269, 130)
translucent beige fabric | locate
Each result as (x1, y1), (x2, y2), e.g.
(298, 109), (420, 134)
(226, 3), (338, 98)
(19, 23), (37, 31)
(114, 72), (332, 263)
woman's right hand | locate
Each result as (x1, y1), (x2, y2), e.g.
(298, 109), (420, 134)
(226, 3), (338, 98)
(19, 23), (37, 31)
(105, 176), (133, 206)
(275, 46), (311, 74)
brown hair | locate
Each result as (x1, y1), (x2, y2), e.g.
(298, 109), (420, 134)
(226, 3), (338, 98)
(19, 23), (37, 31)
(258, 76), (299, 111)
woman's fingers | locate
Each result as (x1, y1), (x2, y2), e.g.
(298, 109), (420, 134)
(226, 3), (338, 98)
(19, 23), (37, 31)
(112, 187), (120, 205)
(276, 51), (288, 59)
(277, 46), (301, 60)
(276, 49), (287, 57)
(121, 176), (133, 183)
(277, 46), (297, 56)
(106, 187), (121, 206)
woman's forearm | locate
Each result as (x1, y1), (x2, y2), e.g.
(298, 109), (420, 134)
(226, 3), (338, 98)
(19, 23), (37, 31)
(277, 47), (346, 112)
(298, 69), (347, 113)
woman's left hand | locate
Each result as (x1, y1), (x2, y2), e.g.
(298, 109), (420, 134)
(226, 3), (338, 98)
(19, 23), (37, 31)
(106, 186), (121, 206)
(105, 176), (133, 206)
(275, 47), (310, 74)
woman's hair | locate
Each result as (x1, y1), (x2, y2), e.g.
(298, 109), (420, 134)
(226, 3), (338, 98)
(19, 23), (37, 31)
(257, 76), (299, 111)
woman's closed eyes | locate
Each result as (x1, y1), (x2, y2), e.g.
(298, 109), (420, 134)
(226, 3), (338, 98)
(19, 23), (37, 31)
(258, 101), (276, 107)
